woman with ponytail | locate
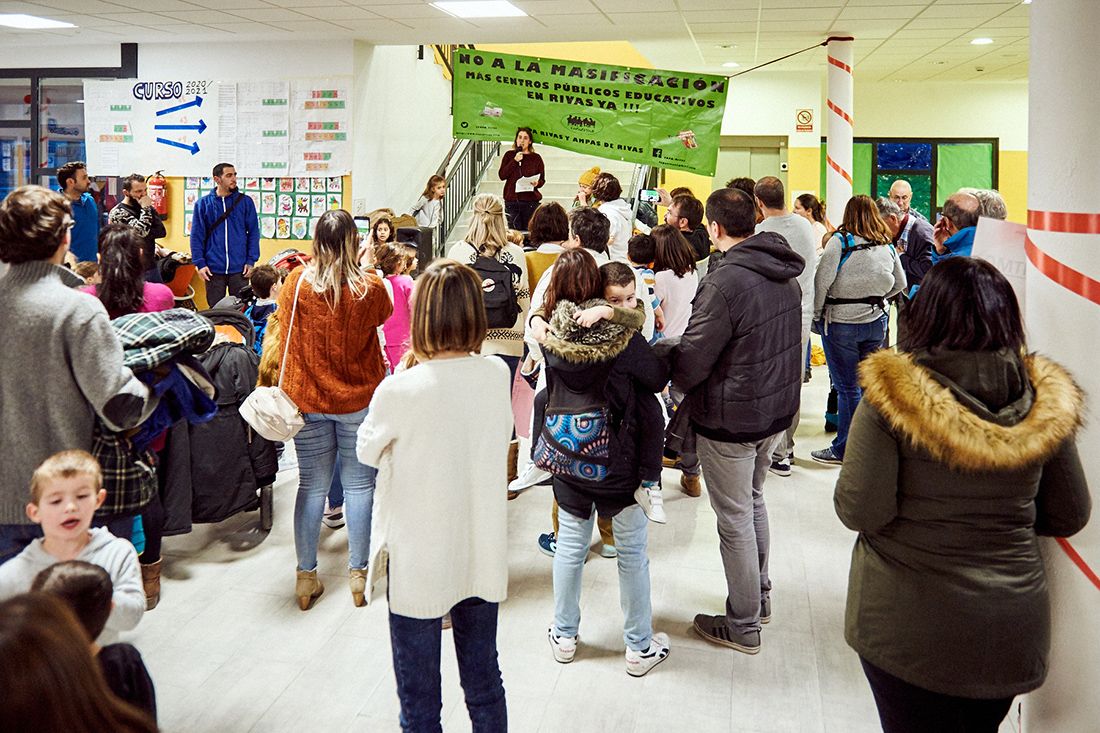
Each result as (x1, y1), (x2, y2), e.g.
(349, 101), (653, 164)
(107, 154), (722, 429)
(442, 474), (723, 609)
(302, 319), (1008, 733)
(81, 225), (174, 318)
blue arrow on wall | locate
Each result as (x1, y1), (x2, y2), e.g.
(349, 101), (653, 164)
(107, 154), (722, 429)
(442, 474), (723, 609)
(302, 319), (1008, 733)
(154, 119), (207, 134)
(156, 96), (203, 116)
(156, 138), (200, 155)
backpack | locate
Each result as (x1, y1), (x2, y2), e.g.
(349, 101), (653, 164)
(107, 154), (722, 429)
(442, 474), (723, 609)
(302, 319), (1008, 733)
(469, 244), (520, 329)
(531, 368), (611, 482)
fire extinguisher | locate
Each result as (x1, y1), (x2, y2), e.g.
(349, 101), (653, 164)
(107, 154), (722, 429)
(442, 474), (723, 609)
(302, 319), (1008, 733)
(147, 171), (168, 218)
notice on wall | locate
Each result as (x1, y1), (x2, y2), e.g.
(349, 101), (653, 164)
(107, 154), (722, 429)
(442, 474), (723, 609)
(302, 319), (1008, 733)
(289, 80), (351, 177)
(971, 216), (1027, 311)
(84, 79), (224, 177)
(85, 77), (352, 178)
(452, 49), (729, 176)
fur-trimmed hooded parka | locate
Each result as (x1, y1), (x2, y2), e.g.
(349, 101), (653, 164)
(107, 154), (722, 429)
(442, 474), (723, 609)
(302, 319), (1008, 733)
(835, 347), (1090, 699)
(537, 299), (667, 519)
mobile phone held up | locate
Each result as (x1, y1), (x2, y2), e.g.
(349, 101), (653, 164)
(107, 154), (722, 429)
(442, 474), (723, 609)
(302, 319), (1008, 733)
(639, 189), (660, 205)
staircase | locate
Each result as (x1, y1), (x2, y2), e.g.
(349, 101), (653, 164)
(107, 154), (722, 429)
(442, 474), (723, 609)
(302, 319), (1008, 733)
(444, 146), (641, 248)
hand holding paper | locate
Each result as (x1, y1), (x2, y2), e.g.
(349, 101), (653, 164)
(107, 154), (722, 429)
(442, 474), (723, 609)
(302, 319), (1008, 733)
(515, 174), (540, 193)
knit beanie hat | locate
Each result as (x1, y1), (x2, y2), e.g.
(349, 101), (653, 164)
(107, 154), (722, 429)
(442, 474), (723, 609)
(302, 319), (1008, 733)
(577, 167), (601, 187)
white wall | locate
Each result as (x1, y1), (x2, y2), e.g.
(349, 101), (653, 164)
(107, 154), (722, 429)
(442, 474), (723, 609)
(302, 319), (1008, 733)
(723, 71), (821, 147)
(855, 80), (1028, 150)
(350, 42), (453, 215)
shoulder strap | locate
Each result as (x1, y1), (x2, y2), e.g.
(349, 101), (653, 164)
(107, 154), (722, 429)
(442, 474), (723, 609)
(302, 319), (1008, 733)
(277, 274), (305, 390)
(203, 192), (245, 249)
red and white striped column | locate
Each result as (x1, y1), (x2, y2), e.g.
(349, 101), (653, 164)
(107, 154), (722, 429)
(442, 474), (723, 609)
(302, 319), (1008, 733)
(1024, 1), (1100, 729)
(825, 36), (854, 226)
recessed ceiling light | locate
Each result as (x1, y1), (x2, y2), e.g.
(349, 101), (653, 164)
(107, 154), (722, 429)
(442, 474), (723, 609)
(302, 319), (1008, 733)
(1022, 1), (1032, 5)
(971, 37), (994, 45)
(722, 62), (740, 68)
(717, 43), (737, 49)
(431, 1), (526, 18)
(0, 13), (76, 29)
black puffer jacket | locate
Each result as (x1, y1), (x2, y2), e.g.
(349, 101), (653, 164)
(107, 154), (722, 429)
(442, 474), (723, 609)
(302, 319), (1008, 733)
(672, 231), (804, 443)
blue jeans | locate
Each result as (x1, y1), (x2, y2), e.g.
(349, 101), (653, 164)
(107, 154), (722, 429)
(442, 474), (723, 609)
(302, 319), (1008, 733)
(0, 524), (43, 565)
(328, 459), (344, 510)
(553, 504), (652, 651)
(293, 407), (376, 571)
(389, 597), (507, 733)
(821, 315), (888, 459)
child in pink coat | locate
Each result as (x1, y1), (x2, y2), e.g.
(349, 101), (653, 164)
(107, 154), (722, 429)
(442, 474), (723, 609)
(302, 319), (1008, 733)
(377, 242), (419, 369)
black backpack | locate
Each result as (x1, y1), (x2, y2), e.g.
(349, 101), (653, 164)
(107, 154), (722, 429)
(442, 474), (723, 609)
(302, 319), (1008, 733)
(469, 244), (520, 329)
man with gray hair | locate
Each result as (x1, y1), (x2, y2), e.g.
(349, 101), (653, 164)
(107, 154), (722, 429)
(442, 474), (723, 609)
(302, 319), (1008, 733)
(876, 196), (934, 294)
(932, 192), (981, 262)
(960, 188), (1008, 220)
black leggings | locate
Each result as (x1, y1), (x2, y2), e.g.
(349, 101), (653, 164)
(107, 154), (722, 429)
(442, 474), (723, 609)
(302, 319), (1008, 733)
(860, 658), (1014, 733)
(140, 491), (165, 564)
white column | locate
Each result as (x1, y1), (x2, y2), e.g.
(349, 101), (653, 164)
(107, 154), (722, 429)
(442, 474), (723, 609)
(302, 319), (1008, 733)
(1024, 1), (1100, 729)
(825, 36), (854, 227)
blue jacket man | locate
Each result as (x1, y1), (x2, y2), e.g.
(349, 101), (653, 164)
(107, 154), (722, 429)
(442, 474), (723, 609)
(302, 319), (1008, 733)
(189, 163), (260, 307)
(931, 191), (981, 265)
(57, 161), (100, 263)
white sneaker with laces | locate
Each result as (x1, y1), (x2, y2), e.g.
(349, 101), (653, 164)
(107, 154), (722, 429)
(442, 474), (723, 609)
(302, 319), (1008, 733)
(625, 632), (670, 677)
(509, 462), (552, 493)
(634, 483), (667, 524)
(548, 626), (578, 663)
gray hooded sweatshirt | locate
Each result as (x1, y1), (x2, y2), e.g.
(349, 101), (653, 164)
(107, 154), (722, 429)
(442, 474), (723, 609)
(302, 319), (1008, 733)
(0, 527), (144, 644)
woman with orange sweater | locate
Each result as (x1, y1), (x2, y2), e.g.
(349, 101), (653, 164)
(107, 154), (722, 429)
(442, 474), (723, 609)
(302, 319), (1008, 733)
(261, 209), (392, 610)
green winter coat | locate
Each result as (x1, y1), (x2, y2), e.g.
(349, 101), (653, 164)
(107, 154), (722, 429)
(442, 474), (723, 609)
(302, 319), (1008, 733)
(835, 347), (1090, 699)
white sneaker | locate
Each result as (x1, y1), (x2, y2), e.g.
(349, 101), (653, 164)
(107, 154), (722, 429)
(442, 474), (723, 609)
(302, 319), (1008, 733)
(633, 484), (667, 524)
(322, 501), (345, 530)
(625, 632), (670, 677)
(548, 626), (578, 663)
(509, 462), (552, 493)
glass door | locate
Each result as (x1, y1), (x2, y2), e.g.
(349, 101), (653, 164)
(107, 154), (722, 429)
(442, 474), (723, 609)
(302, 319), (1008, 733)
(0, 78), (32, 200)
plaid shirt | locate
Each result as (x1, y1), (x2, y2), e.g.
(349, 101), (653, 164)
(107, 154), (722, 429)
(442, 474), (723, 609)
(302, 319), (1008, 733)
(112, 309), (215, 372)
(93, 422), (157, 518)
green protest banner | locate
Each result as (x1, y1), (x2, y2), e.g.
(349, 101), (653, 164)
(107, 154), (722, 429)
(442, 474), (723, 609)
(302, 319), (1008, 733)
(453, 49), (728, 176)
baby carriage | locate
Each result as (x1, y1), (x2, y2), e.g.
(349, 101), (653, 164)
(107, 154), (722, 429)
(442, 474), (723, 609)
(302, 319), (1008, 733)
(161, 309), (279, 533)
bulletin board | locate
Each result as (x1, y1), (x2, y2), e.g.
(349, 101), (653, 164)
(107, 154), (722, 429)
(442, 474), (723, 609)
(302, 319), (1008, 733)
(83, 77), (351, 178)
(182, 176), (344, 240)
(820, 138), (998, 219)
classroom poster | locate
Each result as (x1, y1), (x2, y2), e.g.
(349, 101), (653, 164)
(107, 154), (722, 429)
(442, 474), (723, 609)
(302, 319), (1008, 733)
(289, 79), (352, 177)
(452, 50), (729, 176)
(181, 177), (343, 242)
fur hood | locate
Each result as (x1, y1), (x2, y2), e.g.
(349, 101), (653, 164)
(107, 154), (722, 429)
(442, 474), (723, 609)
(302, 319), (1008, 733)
(859, 349), (1084, 473)
(539, 298), (632, 364)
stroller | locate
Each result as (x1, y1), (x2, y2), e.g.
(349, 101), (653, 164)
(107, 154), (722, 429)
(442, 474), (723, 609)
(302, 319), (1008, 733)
(161, 309), (279, 534)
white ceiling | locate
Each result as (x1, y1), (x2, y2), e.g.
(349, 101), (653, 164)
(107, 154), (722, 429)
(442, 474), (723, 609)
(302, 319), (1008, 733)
(0, 0), (1030, 82)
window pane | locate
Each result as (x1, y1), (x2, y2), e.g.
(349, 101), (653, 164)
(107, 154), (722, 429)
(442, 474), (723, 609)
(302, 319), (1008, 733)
(0, 127), (32, 200)
(936, 143), (994, 206)
(0, 79), (32, 121)
(39, 78), (87, 176)
(877, 173), (932, 220)
(876, 142), (932, 171)
(819, 142), (873, 198)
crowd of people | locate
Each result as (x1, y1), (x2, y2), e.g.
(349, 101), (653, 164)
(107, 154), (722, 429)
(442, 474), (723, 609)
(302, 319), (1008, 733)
(0, 141), (1091, 733)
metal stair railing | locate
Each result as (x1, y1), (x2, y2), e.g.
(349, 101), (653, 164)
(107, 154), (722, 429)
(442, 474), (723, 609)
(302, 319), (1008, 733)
(434, 138), (501, 255)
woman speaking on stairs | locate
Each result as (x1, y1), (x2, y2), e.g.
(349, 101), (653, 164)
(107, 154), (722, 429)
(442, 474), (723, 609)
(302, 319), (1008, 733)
(499, 127), (545, 231)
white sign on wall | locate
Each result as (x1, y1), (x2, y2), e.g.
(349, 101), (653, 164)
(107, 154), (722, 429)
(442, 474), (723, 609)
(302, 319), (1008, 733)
(84, 77), (353, 178)
(971, 215), (1027, 311)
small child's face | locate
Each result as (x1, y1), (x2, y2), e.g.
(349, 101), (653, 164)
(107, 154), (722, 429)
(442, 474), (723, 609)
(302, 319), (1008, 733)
(433, 182), (447, 199)
(270, 279), (283, 299)
(27, 476), (105, 538)
(605, 281), (637, 309)
(377, 224), (391, 242)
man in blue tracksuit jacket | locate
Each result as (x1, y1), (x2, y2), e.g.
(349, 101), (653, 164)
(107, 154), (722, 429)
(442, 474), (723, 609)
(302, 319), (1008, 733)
(57, 161), (100, 263)
(189, 162), (260, 307)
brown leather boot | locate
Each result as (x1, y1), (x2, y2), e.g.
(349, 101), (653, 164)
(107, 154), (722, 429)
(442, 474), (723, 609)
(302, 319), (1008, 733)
(349, 568), (367, 607)
(507, 440), (519, 482)
(140, 560), (162, 611)
(680, 473), (702, 498)
(295, 569), (324, 610)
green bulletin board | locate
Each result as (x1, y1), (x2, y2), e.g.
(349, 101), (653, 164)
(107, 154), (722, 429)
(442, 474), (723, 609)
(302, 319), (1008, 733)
(819, 138), (997, 220)
(936, 143), (994, 206)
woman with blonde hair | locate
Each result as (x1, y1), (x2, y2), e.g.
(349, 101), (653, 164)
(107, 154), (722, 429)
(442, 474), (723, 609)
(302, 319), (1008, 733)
(357, 260), (511, 731)
(811, 194), (906, 465)
(261, 208), (392, 610)
(446, 194), (530, 479)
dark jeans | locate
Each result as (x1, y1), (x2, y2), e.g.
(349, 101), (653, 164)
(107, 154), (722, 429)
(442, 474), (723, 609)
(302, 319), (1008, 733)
(204, 272), (247, 308)
(504, 200), (539, 231)
(389, 597), (507, 733)
(861, 658), (1014, 733)
(821, 314), (888, 458)
(0, 524), (43, 565)
(140, 491), (165, 564)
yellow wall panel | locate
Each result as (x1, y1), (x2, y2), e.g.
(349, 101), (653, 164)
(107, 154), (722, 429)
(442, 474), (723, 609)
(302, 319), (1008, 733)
(998, 150), (1027, 225)
(787, 146), (820, 203)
